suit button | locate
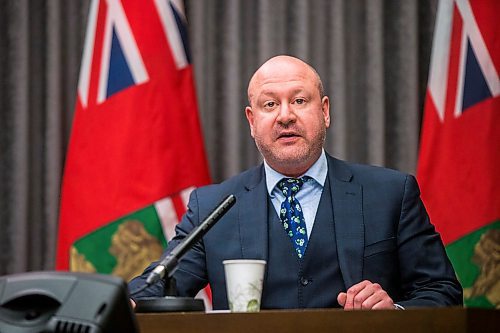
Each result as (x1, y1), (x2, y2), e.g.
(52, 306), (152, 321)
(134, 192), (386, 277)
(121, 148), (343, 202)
(300, 277), (309, 286)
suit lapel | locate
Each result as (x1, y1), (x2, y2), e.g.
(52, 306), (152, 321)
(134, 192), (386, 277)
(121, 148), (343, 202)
(238, 165), (269, 261)
(328, 156), (364, 288)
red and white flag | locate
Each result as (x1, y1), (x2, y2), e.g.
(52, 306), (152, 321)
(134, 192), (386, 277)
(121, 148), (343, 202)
(57, 0), (211, 303)
(417, 0), (499, 307)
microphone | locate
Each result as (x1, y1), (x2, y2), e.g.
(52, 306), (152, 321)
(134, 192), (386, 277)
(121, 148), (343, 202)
(145, 194), (236, 286)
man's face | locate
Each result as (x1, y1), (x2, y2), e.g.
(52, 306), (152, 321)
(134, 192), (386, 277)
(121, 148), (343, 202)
(245, 57), (330, 177)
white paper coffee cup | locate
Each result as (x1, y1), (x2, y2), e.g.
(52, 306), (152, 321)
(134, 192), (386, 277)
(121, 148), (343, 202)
(223, 259), (266, 312)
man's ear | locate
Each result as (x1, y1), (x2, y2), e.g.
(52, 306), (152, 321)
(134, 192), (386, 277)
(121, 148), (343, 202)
(322, 96), (331, 128)
(245, 106), (255, 137)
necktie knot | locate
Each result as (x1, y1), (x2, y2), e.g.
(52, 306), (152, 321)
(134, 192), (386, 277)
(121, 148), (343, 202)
(277, 177), (309, 197)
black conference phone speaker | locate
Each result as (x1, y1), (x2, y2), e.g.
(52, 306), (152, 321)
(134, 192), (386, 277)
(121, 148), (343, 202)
(0, 271), (139, 333)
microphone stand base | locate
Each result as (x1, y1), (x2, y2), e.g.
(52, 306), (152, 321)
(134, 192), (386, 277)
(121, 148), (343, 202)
(134, 297), (205, 313)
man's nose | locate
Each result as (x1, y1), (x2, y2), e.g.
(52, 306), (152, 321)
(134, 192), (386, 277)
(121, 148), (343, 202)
(276, 103), (296, 124)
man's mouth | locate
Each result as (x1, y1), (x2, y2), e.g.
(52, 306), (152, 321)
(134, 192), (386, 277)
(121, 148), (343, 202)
(276, 132), (301, 140)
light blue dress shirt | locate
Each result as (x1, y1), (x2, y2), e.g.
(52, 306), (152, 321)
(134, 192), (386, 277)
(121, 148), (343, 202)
(264, 150), (328, 238)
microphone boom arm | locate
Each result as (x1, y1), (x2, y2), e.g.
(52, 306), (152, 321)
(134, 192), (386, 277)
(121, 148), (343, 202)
(145, 194), (236, 286)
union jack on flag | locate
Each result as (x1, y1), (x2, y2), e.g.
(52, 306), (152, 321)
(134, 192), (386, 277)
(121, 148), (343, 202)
(427, 0), (499, 121)
(78, 0), (191, 106)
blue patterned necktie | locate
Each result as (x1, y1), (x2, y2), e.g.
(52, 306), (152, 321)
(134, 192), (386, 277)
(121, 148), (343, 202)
(277, 177), (309, 258)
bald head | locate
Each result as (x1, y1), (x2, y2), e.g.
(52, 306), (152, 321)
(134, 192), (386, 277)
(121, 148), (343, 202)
(244, 55), (330, 177)
(247, 55), (325, 107)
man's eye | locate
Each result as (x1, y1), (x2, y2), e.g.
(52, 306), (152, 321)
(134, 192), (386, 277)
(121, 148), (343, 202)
(265, 101), (276, 108)
(295, 98), (305, 105)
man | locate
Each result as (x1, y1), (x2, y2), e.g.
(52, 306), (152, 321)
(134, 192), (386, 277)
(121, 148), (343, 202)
(129, 55), (462, 310)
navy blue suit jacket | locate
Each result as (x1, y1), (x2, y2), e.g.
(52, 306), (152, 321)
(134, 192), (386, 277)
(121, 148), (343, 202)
(129, 154), (462, 309)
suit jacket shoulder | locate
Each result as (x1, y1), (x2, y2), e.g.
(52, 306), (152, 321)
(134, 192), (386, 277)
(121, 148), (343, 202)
(195, 164), (264, 201)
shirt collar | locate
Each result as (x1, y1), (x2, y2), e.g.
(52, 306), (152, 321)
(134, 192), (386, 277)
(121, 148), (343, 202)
(264, 149), (328, 196)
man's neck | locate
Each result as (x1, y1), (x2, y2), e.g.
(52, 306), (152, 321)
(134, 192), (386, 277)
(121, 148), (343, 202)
(265, 150), (324, 178)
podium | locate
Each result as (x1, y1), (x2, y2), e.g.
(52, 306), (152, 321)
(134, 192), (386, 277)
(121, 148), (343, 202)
(136, 307), (498, 333)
